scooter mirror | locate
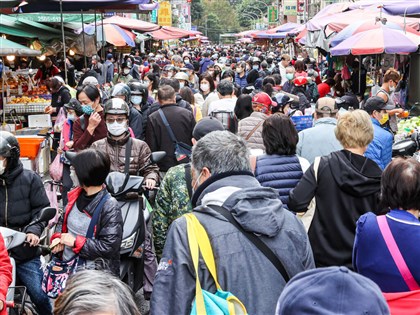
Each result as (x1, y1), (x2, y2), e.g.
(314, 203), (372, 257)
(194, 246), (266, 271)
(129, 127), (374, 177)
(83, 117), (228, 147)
(150, 151), (166, 164)
(29, 207), (57, 226)
(65, 151), (77, 163)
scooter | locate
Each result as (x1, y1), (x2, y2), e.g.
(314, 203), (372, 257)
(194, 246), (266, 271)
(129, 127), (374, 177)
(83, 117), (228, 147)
(0, 207), (56, 315)
(392, 131), (420, 158)
(105, 151), (166, 293)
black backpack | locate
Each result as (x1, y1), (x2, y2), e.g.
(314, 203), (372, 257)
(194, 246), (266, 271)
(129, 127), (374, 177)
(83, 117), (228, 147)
(210, 110), (238, 133)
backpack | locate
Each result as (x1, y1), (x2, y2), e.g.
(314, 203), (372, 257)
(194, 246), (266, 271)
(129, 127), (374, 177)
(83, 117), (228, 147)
(210, 110), (238, 133)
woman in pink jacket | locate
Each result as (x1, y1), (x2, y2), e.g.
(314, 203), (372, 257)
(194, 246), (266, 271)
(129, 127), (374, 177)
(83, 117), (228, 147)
(0, 234), (12, 315)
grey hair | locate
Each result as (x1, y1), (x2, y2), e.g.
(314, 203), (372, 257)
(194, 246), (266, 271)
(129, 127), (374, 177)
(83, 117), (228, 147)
(53, 270), (141, 315)
(191, 131), (251, 176)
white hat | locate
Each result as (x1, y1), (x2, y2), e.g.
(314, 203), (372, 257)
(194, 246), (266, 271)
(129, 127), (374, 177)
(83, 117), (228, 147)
(82, 76), (99, 85)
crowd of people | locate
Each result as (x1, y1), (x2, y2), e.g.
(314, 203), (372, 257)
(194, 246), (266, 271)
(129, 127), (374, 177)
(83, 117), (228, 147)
(0, 44), (418, 315)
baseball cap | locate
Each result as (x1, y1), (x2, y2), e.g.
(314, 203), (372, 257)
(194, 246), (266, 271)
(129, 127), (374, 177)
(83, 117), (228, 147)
(82, 76), (99, 85)
(192, 117), (225, 141)
(183, 63), (194, 71)
(316, 97), (338, 114)
(252, 92), (277, 108)
(363, 96), (395, 114)
(106, 53), (113, 60)
(275, 266), (390, 315)
(64, 98), (84, 116)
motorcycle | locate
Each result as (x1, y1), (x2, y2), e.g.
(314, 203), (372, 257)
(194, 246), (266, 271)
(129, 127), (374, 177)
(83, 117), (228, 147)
(105, 151), (166, 293)
(392, 131), (420, 159)
(0, 207), (56, 315)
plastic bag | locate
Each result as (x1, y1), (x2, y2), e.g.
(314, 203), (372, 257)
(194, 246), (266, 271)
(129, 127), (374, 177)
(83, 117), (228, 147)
(341, 65), (351, 80)
(53, 107), (67, 133)
(49, 155), (63, 181)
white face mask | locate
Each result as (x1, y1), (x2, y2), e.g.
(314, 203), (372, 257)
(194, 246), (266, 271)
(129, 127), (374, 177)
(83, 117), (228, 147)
(123, 69), (130, 75)
(200, 83), (210, 92)
(184, 59), (190, 64)
(107, 121), (127, 137)
(192, 171), (203, 193)
(389, 84), (396, 93)
(0, 159), (5, 175)
(67, 114), (75, 121)
(131, 96), (142, 105)
(236, 67), (243, 73)
(167, 72), (173, 79)
(179, 82), (185, 89)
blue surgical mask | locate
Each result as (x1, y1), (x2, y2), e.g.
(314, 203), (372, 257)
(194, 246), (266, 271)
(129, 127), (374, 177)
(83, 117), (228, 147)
(286, 73), (294, 81)
(131, 96), (142, 105)
(179, 82), (185, 89)
(82, 105), (94, 115)
(67, 114), (75, 121)
(253, 65), (259, 70)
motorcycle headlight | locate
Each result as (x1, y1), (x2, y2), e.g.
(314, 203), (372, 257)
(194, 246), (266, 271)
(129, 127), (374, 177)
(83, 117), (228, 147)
(121, 232), (136, 250)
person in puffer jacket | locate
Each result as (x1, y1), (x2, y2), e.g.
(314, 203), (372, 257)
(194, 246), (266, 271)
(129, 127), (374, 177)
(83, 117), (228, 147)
(50, 149), (123, 277)
(238, 92), (277, 151)
(363, 96), (394, 170)
(255, 114), (309, 209)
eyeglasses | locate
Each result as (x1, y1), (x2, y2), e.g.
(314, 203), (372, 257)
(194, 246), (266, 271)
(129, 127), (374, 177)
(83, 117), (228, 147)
(106, 118), (127, 124)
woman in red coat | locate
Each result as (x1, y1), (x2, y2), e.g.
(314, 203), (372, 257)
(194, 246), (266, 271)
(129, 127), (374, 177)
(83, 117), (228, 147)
(0, 234), (12, 315)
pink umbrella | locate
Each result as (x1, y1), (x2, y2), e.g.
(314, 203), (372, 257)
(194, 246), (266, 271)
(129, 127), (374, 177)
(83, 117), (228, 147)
(330, 26), (419, 56)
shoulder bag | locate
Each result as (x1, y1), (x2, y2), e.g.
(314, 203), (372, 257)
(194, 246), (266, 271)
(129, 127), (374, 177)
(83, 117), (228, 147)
(185, 213), (247, 315)
(42, 193), (110, 298)
(158, 109), (191, 164)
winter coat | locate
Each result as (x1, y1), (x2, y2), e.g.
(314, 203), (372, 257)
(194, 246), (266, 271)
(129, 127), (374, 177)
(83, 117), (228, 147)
(235, 73), (248, 89)
(289, 150), (382, 269)
(73, 111), (108, 151)
(238, 111), (268, 151)
(296, 117), (343, 164)
(91, 132), (159, 181)
(128, 106), (143, 140)
(51, 187), (123, 276)
(199, 58), (214, 74)
(0, 162), (50, 262)
(145, 104), (195, 172)
(51, 86), (71, 117)
(354, 210), (420, 293)
(151, 172), (315, 315)
(364, 118), (393, 170)
(153, 164), (193, 258)
(255, 154), (304, 208)
(0, 234), (12, 315)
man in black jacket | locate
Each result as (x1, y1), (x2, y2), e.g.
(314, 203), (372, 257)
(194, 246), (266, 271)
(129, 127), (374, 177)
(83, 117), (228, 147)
(146, 86), (195, 174)
(0, 132), (52, 315)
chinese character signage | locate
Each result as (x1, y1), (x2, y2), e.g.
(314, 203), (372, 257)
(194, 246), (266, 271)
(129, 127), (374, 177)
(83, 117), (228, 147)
(268, 6), (278, 23)
(283, 0), (297, 15)
(151, 9), (157, 23)
(158, 1), (172, 26)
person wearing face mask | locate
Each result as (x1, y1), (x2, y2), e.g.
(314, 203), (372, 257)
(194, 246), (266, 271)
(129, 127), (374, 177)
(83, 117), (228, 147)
(305, 69), (320, 103)
(376, 68), (403, 134)
(112, 62), (133, 85)
(184, 63), (199, 90)
(128, 81), (151, 140)
(74, 84), (107, 151)
(61, 98), (85, 205)
(174, 71), (190, 90)
(199, 73), (219, 116)
(162, 65), (176, 79)
(282, 66), (296, 93)
(279, 54), (291, 86)
(151, 131), (314, 315)
(235, 61), (248, 89)
(153, 117), (224, 259)
(0, 131), (53, 315)
(363, 97), (395, 170)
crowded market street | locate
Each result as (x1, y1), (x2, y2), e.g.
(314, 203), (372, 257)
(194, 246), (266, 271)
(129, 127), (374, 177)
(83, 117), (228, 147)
(0, 0), (419, 314)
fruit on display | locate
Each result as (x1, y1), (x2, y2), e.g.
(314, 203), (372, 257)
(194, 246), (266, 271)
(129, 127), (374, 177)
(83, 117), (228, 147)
(8, 96), (49, 104)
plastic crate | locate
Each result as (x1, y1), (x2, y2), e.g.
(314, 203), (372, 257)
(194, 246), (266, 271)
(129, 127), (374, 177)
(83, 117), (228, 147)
(16, 136), (45, 159)
(290, 115), (314, 131)
(4, 103), (48, 114)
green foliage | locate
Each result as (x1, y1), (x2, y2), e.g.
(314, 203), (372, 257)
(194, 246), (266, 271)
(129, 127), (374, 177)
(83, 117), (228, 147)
(191, 0), (205, 22)
(237, 0), (272, 28)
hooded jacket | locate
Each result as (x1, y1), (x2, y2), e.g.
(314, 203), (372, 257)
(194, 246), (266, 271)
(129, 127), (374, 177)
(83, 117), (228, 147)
(288, 150), (382, 268)
(151, 172), (315, 315)
(0, 162), (50, 263)
(237, 111), (268, 151)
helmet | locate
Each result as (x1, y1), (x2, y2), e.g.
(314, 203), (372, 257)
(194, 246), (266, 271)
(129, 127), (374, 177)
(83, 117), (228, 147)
(110, 83), (131, 101)
(163, 65), (176, 72)
(0, 131), (20, 169)
(251, 57), (260, 64)
(127, 81), (149, 106)
(174, 72), (189, 82)
(104, 98), (130, 117)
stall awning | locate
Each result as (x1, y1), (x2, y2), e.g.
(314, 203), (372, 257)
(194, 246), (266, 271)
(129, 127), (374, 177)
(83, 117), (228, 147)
(0, 37), (41, 56)
(101, 15), (160, 32)
(0, 14), (64, 39)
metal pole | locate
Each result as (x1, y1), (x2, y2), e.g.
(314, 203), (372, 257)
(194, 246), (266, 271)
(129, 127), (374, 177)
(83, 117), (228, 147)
(60, 0), (68, 84)
(94, 10), (98, 54)
(358, 58), (361, 95)
(81, 10), (87, 70)
(101, 13), (105, 60)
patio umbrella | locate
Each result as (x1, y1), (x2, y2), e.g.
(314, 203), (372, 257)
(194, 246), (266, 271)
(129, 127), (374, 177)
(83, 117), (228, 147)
(83, 24), (136, 47)
(0, 37), (41, 56)
(330, 27), (419, 56)
(330, 20), (412, 48)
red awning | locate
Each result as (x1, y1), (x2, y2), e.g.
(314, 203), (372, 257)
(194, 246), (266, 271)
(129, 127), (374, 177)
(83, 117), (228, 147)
(149, 26), (201, 40)
(102, 15), (159, 32)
